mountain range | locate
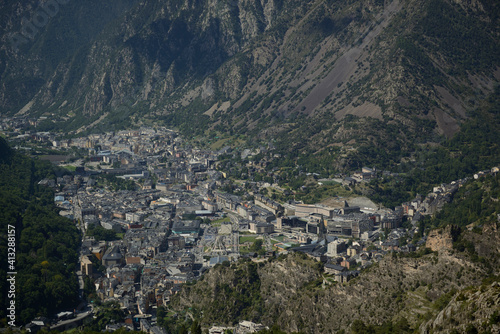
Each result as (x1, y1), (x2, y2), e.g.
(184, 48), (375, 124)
(1, 0), (499, 169)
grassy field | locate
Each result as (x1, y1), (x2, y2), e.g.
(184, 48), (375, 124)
(270, 236), (285, 245)
(239, 235), (259, 244)
(63, 165), (77, 172)
(210, 217), (231, 226)
(209, 137), (232, 150)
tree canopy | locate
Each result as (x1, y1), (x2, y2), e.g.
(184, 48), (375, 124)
(0, 143), (81, 325)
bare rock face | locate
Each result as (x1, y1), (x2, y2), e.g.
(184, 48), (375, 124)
(479, 222), (500, 256)
(426, 225), (453, 252)
(420, 281), (500, 334)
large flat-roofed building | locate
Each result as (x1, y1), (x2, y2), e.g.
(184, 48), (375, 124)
(215, 192), (241, 211)
(276, 216), (306, 230)
(294, 204), (336, 218)
(202, 200), (218, 212)
(249, 222), (274, 234)
(326, 214), (374, 238)
(171, 220), (201, 235)
(339, 206), (361, 215)
(326, 240), (346, 257)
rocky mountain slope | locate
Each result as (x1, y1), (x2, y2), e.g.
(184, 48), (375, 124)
(420, 279), (500, 334)
(1, 0), (500, 167)
(169, 221), (500, 333)
(167, 174), (500, 333)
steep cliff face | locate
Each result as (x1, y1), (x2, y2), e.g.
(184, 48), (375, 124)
(1, 0), (289, 116)
(0, 0), (141, 113)
(426, 225), (454, 252)
(1, 0), (500, 165)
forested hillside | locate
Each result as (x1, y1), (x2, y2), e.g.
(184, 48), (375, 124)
(368, 86), (500, 208)
(0, 138), (81, 325)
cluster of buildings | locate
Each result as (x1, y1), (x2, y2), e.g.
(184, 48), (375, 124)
(26, 127), (279, 332)
(25, 126), (423, 332)
(11, 121), (498, 333)
(0, 116), (41, 134)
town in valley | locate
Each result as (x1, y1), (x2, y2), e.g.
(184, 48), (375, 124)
(1, 116), (498, 334)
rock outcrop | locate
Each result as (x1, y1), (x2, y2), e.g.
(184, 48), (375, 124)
(426, 225), (454, 252)
(420, 281), (500, 334)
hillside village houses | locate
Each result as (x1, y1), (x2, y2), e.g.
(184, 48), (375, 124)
(5, 119), (495, 332)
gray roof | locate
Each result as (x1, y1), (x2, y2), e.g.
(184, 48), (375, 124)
(102, 246), (123, 260)
(209, 256), (229, 266)
(325, 264), (346, 271)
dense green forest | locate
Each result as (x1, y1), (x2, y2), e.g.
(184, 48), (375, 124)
(0, 137), (81, 326)
(430, 174), (500, 229)
(86, 224), (120, 241)
(95, 173), (137, 191)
